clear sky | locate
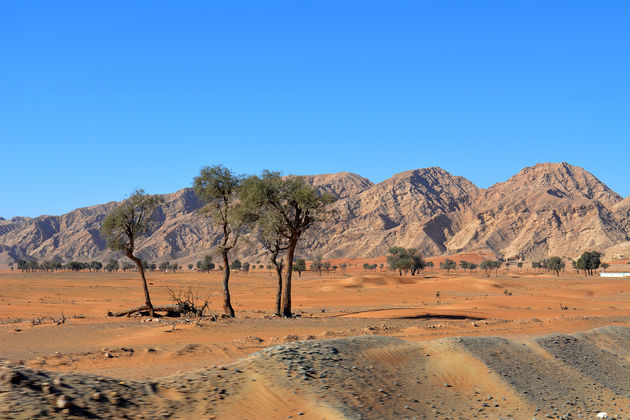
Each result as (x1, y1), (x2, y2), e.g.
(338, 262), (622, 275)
(1, 1), (628, 218)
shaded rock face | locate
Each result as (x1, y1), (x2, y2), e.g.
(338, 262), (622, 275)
(0, 162), (629, 264)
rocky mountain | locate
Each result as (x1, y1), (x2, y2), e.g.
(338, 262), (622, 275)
(446, 162), (628, 259)
(302, 172), (374, 200)
(0, 163), (628, 265)
(299, 167), (481, 258)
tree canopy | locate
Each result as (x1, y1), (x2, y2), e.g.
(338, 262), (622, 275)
(440, 258), (457, 274)
(547, 256), (565, 276)
(387, 247), (426, 276)
(575, 251), (601, 276)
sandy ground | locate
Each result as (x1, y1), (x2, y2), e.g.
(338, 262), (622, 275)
(2, 266), (630, 418)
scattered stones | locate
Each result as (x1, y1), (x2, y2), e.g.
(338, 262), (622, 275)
(55, 395), (71, 409)
(2, 327), (630, 419)
(0, 369), (25, 385)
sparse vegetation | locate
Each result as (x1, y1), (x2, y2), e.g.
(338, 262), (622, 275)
(440, 258), (456, 274)
(480, 260), (502, 277)
(242, 170), (335, 317)
(101, 189), (163, 317)
(167, 287), (211, 317)
(576, 251), (601, 276)
(198, 255), (215, 272)
(230, 259), (242, 270)
(193, 165), (256, 317)
(310, 254), (324, 275)
(547, 256), (565, 276)
(293, 258), (306, 277)
(387, 247), (426, 276)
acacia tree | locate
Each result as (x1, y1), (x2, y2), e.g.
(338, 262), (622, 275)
(408, 248), (426, 275)
(547, 256), (565, 277)
(311, 254), (324, 275)
(246, 171), (334, 317)
(480, 260), (493, 277)
(440, 258), (457, 274)
(387, 247), (412, 275)
(253, 208), (289, 316)
(340, 263), (347, 275)
(101, 189), (163, 317)
(199, 254), (215, 272)
(576, 251), (601, 276)
(293, 258), (306, 277)
(193, 165), (254, 317)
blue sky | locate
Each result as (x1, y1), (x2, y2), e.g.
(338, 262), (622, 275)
(1, 1), (628, 218)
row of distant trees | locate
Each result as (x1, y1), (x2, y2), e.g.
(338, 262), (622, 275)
(384, 248), (608, 278)
(10, 258), (180, 273)
(530, 252), (606, 276)
(11, 260), (105, 272)
(10, 249), (609, 280)
(8, 254), (320, 276)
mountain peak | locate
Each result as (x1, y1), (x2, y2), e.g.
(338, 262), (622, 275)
(301, 172), (374, 200)
(494, 162), (621, 207)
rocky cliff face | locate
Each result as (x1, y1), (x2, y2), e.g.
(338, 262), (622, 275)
(446, 163), (627, 259)
(299, 167), (481, 259)
(0, 163), (628, 265)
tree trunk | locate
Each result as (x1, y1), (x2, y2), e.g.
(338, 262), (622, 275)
(274, 263), (283, 316)
(222, 250), (235, 317)
(108, 304), (179, 317)
(281, 239), (297, 317)
(128, 253), (154, 317)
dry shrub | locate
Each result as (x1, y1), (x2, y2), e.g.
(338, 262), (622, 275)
(167, 287), (211, 317)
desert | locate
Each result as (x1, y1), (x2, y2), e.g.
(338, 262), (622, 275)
(2, 260), (630, 419)
(3, 2), (630, 418)
(2, 163), (630, 419)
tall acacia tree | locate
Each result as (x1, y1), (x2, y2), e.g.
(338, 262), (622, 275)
(257, 210), (289, 316)
(193, 165), (254, 317)
(246, 171), (334, 317)
(547, 256), (565, 277)
(101, 189), (163, 317)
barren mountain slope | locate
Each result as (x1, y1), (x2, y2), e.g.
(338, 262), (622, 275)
(613, 196), (630, 232)
(0, 173), (370, 264)
(447, 162), (628, 259)
(0, 203), (118, 264)
(299, 167), (480, 258)
(1, 164), (628, 264)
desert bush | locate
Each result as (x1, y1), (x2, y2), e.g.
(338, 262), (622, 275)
(167, 287), (211, 317)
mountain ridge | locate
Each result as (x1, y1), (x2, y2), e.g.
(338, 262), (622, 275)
(1, 162), (629, 265)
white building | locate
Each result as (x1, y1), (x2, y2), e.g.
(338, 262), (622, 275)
(600, 272), (630, 278)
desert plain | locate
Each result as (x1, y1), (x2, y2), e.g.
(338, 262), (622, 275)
(2, 256), (630, 419)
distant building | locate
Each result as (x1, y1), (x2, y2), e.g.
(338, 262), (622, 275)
(600, 263), (630, 277)
(600, 272), (630, 278)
